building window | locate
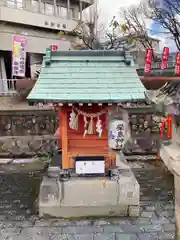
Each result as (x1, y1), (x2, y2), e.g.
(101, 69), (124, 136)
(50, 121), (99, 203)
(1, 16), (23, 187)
(45, 3), (53, 15)
(31, 0), (38, 12)
(6, 0), (23, 9)
(31, 0), (46, 13)
(6, 0), (16, 8)
(70, 8), (76, 19)
(57, 5), (73, 18)
(61, 7), (67, 17)
(40, 2), (45, 14)
(58, 6), (67, 18)
(17, 0), (23, 9)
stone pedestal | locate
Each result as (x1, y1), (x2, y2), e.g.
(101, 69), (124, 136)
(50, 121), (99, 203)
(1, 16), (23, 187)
(38, 162), (140, 218)
(175, 175), (180, 239)
(160, 141), (180, 239)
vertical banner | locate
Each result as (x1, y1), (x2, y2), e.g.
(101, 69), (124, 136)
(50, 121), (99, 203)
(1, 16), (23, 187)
(161, 47), (169, 70)
(144, 48), (153, 74)
(12, 36), (26, 77)
(175, 52), (180, 75)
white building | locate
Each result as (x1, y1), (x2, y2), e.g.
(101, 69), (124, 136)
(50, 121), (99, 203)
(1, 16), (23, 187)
(0, 0), (93, 90)
(130, 36), (160, 66)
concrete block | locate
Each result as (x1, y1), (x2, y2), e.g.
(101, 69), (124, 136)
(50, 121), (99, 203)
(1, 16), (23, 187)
(39, 177), (60, 206)
(94, 233), (115, 240)
(58, 178), (118, 207)
(39, 205), (129, 218)
(39, 160), (140, 218)
(118, 167), (139, 206)
(128, 205), (140, 217)
(47, 166), (60, 178)
(118, 180), (139, 205)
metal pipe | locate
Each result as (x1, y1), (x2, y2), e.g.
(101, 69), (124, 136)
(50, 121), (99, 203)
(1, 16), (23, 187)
(79, 0), (82, 21)
(53, 0), (57, 15)
(67, 0), (70, 19)
(38, 0), (41, 13)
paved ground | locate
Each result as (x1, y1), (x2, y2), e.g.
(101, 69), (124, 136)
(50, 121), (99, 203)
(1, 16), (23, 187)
(0, 161), (175, 240)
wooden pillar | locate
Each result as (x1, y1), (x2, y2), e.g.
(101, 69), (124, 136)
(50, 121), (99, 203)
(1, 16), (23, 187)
(59, 106), (68, 169)
(175, 173), (180, 239)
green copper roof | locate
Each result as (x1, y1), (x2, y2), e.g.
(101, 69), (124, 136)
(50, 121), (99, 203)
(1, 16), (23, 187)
(27, 50), (145, 103)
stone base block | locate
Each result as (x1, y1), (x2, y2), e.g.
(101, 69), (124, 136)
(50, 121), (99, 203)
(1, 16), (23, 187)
(128, 205), (140, 217)
(39, 205), (130, 218)
(38, 169), (140, 218)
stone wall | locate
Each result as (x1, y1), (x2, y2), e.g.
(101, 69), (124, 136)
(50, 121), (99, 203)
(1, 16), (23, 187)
(0, 136), (58, 157)
(0, 108), (162, 157)
(0, 110), (59, 157)
(126, 112), (164, 155)
(0, 110), (58, 136)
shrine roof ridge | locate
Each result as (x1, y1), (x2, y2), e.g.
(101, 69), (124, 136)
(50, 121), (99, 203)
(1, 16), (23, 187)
(43, 49), (133, 66)
(48, 50), (128, 57)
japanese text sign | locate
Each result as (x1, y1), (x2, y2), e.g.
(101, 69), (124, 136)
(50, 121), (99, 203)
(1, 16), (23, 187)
(12, 36), (26, 77)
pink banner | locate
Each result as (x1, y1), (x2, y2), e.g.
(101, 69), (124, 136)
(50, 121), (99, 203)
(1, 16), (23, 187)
(12, 36), (26, 77)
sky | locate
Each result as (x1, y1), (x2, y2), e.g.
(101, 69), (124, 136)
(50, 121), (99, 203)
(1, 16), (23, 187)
(98, 0), (141, 23)
(97, 0), (177, 52)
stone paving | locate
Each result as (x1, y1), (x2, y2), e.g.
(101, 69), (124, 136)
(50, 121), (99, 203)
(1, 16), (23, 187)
(0, 161), (175, 240)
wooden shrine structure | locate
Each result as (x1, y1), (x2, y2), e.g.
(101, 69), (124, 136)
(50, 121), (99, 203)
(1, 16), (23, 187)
(28, 50), (146, 171)
(27, 49), (146, 218)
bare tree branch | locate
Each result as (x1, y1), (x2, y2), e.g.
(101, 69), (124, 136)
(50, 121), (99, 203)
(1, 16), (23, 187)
(142, 0), (180, 50)
(71, 9), (136, 51)
(120, 5), (160, 61)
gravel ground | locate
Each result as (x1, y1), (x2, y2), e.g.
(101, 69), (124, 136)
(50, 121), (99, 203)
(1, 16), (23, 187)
(0, 161), (175, 240)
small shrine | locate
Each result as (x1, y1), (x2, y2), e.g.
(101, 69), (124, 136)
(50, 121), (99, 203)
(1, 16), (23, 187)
(27, 49), (146, 218)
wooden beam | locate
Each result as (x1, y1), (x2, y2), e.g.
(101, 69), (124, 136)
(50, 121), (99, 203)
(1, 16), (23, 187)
(141, 76), (180, 81)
